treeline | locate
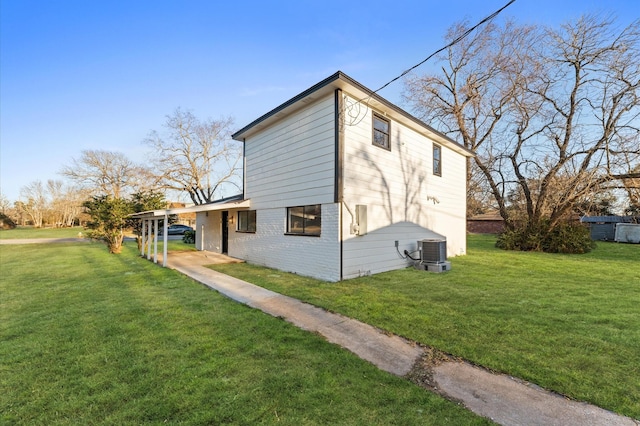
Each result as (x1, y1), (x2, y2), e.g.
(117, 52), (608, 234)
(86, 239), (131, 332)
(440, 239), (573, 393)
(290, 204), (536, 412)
(1, 108), (241, 229)
(1, 180), (88, 228)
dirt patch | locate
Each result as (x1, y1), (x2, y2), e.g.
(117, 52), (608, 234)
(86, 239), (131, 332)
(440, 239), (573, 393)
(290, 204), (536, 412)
(405, 344), (462, 391)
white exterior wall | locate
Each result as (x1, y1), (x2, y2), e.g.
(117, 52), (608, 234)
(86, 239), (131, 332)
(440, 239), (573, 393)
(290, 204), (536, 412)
(237, 94), (341, 281)
(229, 203), (341, 282)
(244, 94), (336, 207)
(195, 210), (223, 252)
(341, 94), (467, 279)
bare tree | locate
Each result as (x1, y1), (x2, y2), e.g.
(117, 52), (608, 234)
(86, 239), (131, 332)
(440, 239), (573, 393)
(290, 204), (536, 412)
(144, 108), (241, 205)
(404, 15), (640, 233)
(620, 163), (640, 215)
(18, 180), (47, 227)
(46, 180), (88, 227)
(0, 192), (10, 215)
(60, 150), (155, 198)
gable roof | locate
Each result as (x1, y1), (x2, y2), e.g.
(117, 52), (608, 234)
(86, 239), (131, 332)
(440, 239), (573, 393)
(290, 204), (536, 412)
(232, 71), (474, 157)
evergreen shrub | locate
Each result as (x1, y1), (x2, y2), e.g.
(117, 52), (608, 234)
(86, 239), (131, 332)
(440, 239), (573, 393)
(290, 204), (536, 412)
(183, 230), (196, 244)
(496, 220), (595, 254)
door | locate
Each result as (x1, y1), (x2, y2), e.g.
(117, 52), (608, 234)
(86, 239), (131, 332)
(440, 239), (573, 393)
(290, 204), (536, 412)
(221, 211), (229, 254)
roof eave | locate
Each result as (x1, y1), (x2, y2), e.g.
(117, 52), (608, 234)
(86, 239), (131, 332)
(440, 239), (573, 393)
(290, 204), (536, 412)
(231, 71), (474, 158)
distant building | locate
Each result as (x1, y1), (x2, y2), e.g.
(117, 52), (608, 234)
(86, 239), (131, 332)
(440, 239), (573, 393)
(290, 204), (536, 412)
(467, 211), (505, 234)
(580, 216), (636, 241)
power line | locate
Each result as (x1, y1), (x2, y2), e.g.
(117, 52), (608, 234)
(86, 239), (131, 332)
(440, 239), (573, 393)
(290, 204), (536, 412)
(343, 0), (517, 127)
(372, 0), (517, 94)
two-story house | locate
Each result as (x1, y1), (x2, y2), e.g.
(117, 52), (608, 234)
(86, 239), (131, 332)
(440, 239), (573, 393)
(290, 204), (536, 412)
(186, 71), (473, 281)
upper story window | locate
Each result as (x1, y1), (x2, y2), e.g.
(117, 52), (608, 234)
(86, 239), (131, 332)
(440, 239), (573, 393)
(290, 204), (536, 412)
(433, 144), (442, 176)
(237, 210), (256, 233)
(372, 113), (390, 150)
(286, 204), (321, 236)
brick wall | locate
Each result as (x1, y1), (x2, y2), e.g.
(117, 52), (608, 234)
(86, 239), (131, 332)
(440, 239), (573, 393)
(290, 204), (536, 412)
(467, 220), (504, 234)
(230, 203), (341, 282)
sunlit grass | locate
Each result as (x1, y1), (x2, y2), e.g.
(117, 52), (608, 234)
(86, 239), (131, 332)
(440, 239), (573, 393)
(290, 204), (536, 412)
(211, 234), (640, 419)
(0, 226), (197, 253)
(0, 241), (488, 425)
(0, 226), (85, 239)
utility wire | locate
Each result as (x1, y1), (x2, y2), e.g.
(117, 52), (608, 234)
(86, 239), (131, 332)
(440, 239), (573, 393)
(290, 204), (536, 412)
(372, 0), (517, 94)
(343, 0), (517, 127)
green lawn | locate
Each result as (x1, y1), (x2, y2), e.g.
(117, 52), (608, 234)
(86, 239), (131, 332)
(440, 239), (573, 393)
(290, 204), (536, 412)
(0, 226), (85, 239)
(0, 241), (488, 425)
(211, 234), (640, 419)
(0, 226), (197, 252)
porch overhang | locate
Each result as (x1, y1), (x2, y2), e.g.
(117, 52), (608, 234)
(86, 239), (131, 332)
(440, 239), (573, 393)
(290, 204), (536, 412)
(130, 197), (250, 267)
(130, 198), (251, 219)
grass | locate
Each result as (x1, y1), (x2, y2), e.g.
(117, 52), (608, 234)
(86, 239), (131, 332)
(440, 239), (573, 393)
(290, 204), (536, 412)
(210, 234), (640, 419)
(0, 226), (85, 239)
(0, 240), (488, 425)
(0, 226), (197, 252)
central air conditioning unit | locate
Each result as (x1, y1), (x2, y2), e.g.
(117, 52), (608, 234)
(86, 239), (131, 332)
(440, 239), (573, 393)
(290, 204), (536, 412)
(416, 238), (451, 273)
(419, 239), (447, 263)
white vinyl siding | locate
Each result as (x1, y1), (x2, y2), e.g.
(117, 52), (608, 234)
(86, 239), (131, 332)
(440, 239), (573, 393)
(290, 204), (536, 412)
(230, 93), (340, 281)
(340, 93), (467, 279)
(244, 95), (336, 209)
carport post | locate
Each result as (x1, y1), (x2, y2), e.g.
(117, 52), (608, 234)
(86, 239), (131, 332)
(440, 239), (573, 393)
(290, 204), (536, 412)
(162, 213), (168, 267)
(146, 219), (152, 260)
(140, 218), (146, 256)
(153, 218), (159, 263)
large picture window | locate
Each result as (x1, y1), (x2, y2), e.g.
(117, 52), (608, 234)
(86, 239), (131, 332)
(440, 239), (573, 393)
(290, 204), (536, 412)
(237, 210), (256, 233)
(287, 205), (321, 236)
(372, 113), (390, 150)
(433, 144), (442, 176)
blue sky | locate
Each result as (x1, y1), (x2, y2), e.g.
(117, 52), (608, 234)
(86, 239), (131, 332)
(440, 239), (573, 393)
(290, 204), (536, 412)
(1, 0), (638, 202)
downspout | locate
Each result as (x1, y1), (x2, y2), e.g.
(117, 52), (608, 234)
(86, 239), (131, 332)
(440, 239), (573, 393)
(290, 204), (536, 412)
(242, 138), (246, 201)
(342, 202), (359, 235)
(335, 89), (344, 281)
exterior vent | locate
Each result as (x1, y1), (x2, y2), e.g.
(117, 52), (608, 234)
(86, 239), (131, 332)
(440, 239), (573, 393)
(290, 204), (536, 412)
(418, 239), (447, 263)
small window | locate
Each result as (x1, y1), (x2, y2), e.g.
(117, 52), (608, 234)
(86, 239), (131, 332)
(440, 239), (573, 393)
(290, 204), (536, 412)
(237, 210), (256, 233)
(287, 205), (321, 236)
(433, 144), (442, 176)
(372, 113), (390, 150)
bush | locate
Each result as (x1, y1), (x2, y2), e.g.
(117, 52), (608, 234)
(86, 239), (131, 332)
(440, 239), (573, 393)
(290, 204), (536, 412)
(543, 221), (596, 253)
(82, 195), (133, 254)
(496, 220), (595, 254)
(183, 229), (196, 244)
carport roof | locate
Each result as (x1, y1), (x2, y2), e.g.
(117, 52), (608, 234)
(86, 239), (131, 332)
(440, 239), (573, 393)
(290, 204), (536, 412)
(130, 197), (250, 219)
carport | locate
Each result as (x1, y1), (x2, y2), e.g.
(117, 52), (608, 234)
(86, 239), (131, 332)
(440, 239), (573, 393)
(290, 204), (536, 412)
(130, 197), (250, 267)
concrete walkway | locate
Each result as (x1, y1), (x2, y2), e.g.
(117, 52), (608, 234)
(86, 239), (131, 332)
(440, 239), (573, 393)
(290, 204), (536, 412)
(169, 251), (638, 425)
